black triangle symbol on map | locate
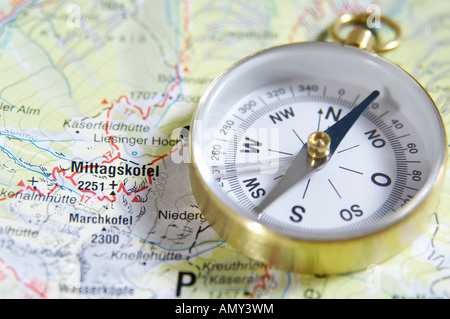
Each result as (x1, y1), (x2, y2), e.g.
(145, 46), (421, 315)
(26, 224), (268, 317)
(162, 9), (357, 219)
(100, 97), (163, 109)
(102, 227), (106, 231)
(110, 191), (116, 196)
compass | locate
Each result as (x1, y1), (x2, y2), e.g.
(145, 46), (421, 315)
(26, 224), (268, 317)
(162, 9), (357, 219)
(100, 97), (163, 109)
(189, 14), (447, 274)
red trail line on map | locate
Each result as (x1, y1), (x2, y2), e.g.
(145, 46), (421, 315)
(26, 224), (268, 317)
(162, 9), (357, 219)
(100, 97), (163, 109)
(154, 74), (181, 109)
(250, 265), (271, 299)
(0, 258), (48, 298)
(0, 0), (32, 23)
(117, 182), (132, 196)
(25, 185), (44, 196)
(24, 279), (48, 299)
(135, 186), (149, 193)
(50, 166), (95, 196)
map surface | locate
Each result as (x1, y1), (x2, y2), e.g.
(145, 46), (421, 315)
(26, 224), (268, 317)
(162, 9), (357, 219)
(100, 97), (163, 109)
(0, 0), (449, 299)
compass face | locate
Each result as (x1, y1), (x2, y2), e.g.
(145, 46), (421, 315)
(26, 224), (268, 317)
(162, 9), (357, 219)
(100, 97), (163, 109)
(191, 42), (446, 241)
(207, 82), (427, 234)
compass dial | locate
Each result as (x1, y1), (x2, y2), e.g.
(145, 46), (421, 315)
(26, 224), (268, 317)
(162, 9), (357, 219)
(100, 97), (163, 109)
(190, 42), (446, 273)
(206, 81), (428, 235)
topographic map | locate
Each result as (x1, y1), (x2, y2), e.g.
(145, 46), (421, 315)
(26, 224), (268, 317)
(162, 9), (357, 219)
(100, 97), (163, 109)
(0, 0), (448, 299)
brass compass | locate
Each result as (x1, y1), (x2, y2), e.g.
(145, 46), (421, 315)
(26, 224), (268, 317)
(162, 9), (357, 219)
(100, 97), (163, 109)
(189, 14), (447, 274)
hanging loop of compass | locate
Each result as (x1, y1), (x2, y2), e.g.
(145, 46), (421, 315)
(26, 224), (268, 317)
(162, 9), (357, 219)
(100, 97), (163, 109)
(329, 13), (402, 52)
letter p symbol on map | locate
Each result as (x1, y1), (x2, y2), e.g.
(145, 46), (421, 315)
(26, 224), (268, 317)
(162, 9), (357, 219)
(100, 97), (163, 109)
(176, 271), (197, 297)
